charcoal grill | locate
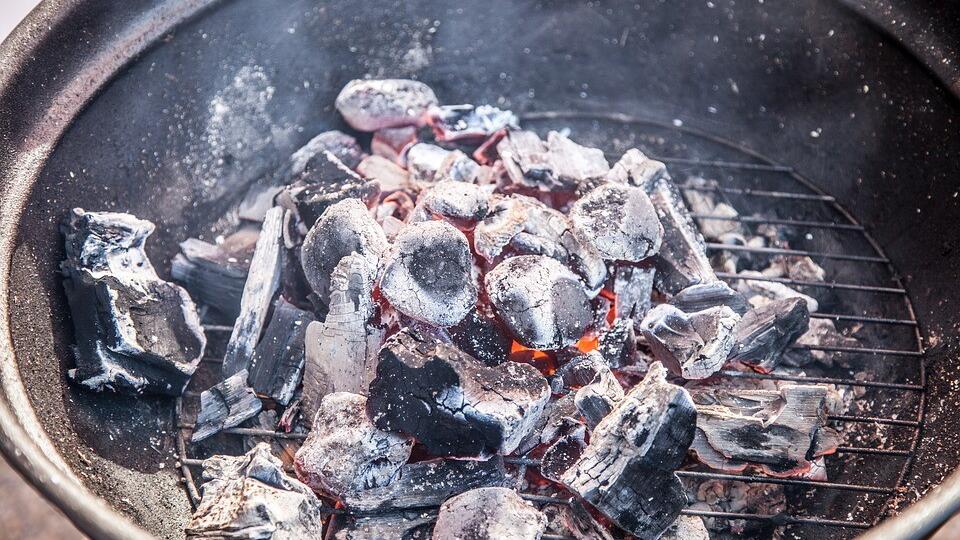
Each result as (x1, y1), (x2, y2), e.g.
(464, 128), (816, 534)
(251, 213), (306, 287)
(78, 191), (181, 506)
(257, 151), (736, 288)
(1, 1), (959, 539)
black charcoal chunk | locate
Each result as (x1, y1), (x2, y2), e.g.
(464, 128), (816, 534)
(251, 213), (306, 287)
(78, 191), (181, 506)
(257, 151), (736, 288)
(612, 264), (655, 320)
(691, 384), (841, 477)
(247, 297), (315, 405)
(641, 304), (741, 380)
(570, 183), (663, 262)
(486, 255), (593, 350)
(222, 207), (285, 377)
(300, 198), (388, 306)
(475, 195), (607, 294)
(282, 150), (380, 228)
(728, 297), (809, 372)
(448, 310), (512, 367)
(335, 78), (438, 131)
(170, 229), (257, 320)
(192, 369), (263, 442)
(379, 220), (477, 327)
(596, 317), (636, 369)
(736, 270), (819, 312)
(428, 104), (519, 142)
(406, 142), (452, 184)
(552, 351), (624, 429)
(409, 180), (492, 225)
(670, 281), (750, 315)
(433, 487), (548, 540)
(516, 393), (580, 455)
(60, 209), (205, 395)
(292, 130), (366, 171)
(367, 329), (550, 457)
(497, 130), (609, 192)
(561, 363), (696, 539)
(541, 426), (587, 483)
(549, 500), (615, 540)
(186, 443), (324, 539)
(328, 509), (436, 540)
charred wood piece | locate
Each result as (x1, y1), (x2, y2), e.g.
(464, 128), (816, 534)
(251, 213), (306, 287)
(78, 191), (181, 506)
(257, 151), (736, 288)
(433, 487), (548, 540)
(60, 209), (205, 395)
(406, 142), (451, 184)
(596, 317), (636, 369)
(612, 264), (655, 321)
(736, 270), (819, 313)
(498, 130), (609, 192)
(247, 297), (315, 405)
(670, 281), (750, 316)
(448, 310), (513, 367)
(541, 425), (588, 483)
(786, 317), (860, 367)
(367, 329), (550, 457)
(551, 351), (624, 429)
(428, 104), (519, 142)
(409, 180), (492, 226)
(192, 369), (263, 442)
(682, 177), (743, 241)
(516, 393), (580, 455)
(570, 183), (663, 262)
(548, 500), (615, 540)
(486, 255), (593, 350)
(335, 78), (438, 132)
(170, 229), (257, 320)
(728, 297), (809, 373)
(606, 148), (668, 189)
(281, 150), (380, 228)
(328, 509), (436, 540)
(641, 304), (741, 380)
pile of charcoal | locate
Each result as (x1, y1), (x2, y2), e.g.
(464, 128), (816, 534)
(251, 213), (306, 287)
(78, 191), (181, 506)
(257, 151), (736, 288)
(60, 78), (860, 540)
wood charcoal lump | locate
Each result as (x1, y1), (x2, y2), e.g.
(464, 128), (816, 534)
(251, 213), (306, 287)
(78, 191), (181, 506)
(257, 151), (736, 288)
(432, 487), (548, 540)
(570, 183), (663, 262)
(282, 150), (380, 228)
(728, 297), (809, 372)
(606, 148), (668, 188)
(612, 264), (655, 320)
(335, 78), (439, 132)
(408, 180), (492, 225)
(328, 509), (436, 540)
(498, 130), (609, 192)
(247, 297), (315, 405)
(60, 209), (205, 395)
(192, 369), (262, 442)
(669, 281), (750, 315)
(406, 142), (451, 183)
(170, 229), (257, 320)
(641, 303), (741, 380)
(428, 104), (519, 142)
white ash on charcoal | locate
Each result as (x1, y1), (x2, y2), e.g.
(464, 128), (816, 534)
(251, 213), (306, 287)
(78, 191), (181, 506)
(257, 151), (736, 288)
(433, 149), (485, 183)
(356, 154), (412, 194)
(301, 253), (384, 422)
(171, 228), (258, 320)
(784, 317), (861, 367)
(728, 297), (809, 373)
(560, 363), (696, 539)
(328, 509), (436, 540)
(736, 270), (819, 312)
(406, 142), (452, 183)
(280, 149), (381, 228)
(669, 280), (750, 316)
(299, 197), (388, 306)
(408, 180), (493, 226)
(247, 297), (314, 405)
(540, 424), (588, 482)
(432, 487), (548, 540)
(686, 479), (785, 535)
(222, 207), (285, 377)
(186, 443), (324, 539)
(595, 317), (637, 369)
(371, 125), (418, 165)
(60, 209), (206, 395)
(192, 369), (262, 442)
(542, 501), (615, 540)
(659, 515), (709, 540)
(486, 255), (593, 350)
(570, 183), (663, 262)
(682, 176), (744, 240)
(641, 303), (741, 380)
(551, 351), (624, 429)
(612, 264), (655, 320)
(294, 392), (414, 502)
(516, 393), (580, 455)
(475, 195), (607, 294)
(690, 383), (841, 477)
(335, 79), (438, 132)
(379, 220), (478, 327)
(367, 328), (550, 457)
(447, 310), (512, 367)
(428, 104), (519, 143)
(498, 130), (610, 192)
(762, 254), (826, 282)
(605, 148), (668, 188)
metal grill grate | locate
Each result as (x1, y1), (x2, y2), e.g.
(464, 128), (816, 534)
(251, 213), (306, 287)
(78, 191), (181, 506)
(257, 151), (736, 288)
(173, 112), (927, 538)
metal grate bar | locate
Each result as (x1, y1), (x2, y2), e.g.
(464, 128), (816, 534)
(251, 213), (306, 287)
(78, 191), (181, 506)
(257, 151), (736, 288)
(659, 156), (795, 172)
(716, 370), (923, 391)
(706, 243), (888, 263)
(835, 447), (910, 457)
(680, 184), (836, 202)
(716, 272), (905, 294)
(690, 213), (865, 230)
(680, 510), (872, 529)
(789, 344), (924, 357)
(675, 470), (894, 494)
(828, 415), (920, 428)
(811, 313), (918, 326)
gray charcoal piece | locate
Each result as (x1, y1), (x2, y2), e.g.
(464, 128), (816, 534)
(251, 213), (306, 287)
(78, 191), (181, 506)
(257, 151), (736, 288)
(670, 280), (750, 315)
(641, 304), (741, 380)
(60, 209), (206, 396)
(335, 78), (438, 132)
(448, 310), (513, 367)
(367, 329), (550, 457)
(728, 297), (809, 373)
(516, 393), (580, 455)
(561, 363), (696, 540)
(379, 220), (477, 327)
(691, 384), (841, 477)
(570, 183), (663, 262)
(433, 487), (548, 540)
(613, 264), (655, 320)
(497, 130), (609, 192)
(406, 142), (452, 183)
(356, 154), (411, 194)
(222, 207), (285, 378)
(475, 195), (607, 294)
(300, 197), (388, 306)
(247, 297), (315, 405)
(573, 361), (625, 430)
(786, 317), (859, 367)
(596, 317), (636, 369)
(606, 148), (668, 189)
(294, 392), (414, 502)
(433, 149), (484, 183)
(428, 104), (519, 142)
(192, 369), (262, 442)
(186, 443), (324, 539)
(409, 180), (492, 225)
(329, 509), (436, 540)
(682, 177), (743, 240)
(485, 255), (593, 350)
(170, 229), (257, 320)
(283, 150), (380, 228)
(736, 270), (820, 313)
(660, 515), (710, 540)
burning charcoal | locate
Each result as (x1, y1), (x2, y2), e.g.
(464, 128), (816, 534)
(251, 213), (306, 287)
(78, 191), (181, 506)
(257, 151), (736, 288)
(670, 280), (750, 315)
(570, 183), (663, 262)
(613, 264), (655, 320)
(171, 229), (257, 320)
(329, 509), (436, 540)
(561, 363), (696, 539)
(186, 443), (324, 539)
(475, 195), (607, 294)
(728, 297), (809, 372)
(596, 317), (636, 369)
(379, 220), (477, 327)
(294, 392), (414, 502)
(428, 104), (519, 142)
(409, 180), (492, 225)
(433, 487), (548, 540)
(367, 328), (550, 457)
(60, 209), (206, 395)
(641, 304), (741, 380)
(574, 366), (624, 430)
(371, 125), (418, 164)
(292, 129), (366, 171)
(660, 515), (709, 540)
(300, 198), (388, 306)
(356, 154), (412, 193)
(222, 207), (285, 377)
(247, 297), (315, 405)
(448, 310), (512, 367)
(192, 369), (262, 442)
(498, 130), (609, 192)
(606, 148), (668, 188)
(690, 384), (841, 477)
(541, 425), (587, 482)
(335, 78), (438, 131)
(736, 270), (819, 312)
(433, 149), (484, 183)
(516, 393), (580, 455)
(486, 256), (593, 350)
(406, 142), (451, 183)
(301, 254), (385, 421)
